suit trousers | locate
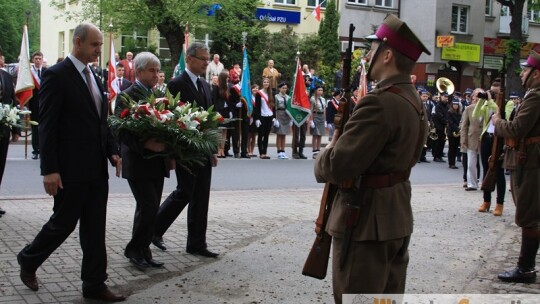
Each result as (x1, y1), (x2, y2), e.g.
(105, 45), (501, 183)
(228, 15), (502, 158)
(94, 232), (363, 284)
(18, 179), (109, 293)
(292, 123), (307, 153)
(154, 160), (212, 250)
(257, 116), (273, 155)
(332, 236), (410, 304)
(0, 127), (10, 185)
(124, 178), (164, 259)
(239, 117), (250, 156)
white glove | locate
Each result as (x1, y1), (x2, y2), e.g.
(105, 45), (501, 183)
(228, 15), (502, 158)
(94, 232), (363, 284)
(310, 121), (315, 129)
(273, 119), (280, 128)
(236, 102), (242, 108)
(289, 120), (293, 127)
(255, 120), (261, 128)
(229, 112), (233, 119)
(324, 121), (328, 128)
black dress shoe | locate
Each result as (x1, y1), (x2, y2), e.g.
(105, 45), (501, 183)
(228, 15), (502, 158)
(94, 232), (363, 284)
(433, 158), (445, 163)
(449, 165), (458, 169)
(20, 268), (39, 291)
(31, 154), (39, 160)
(498, 267), (536, 283)
(83, 287), (127, 302)
(240, 154), (250, 159)
(465, 187), (477, 191)
(298, 153), (307, 159)
(186, 248), (219, 258)
(145, 258), (164, 268)
(129, 257), (151, 270)
(152, 237), (167, 251)
(420, 158), (430, 163)
(0, 207), (5, 214)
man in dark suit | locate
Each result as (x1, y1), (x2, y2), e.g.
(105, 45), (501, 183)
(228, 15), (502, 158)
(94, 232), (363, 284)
(114, 52), (170, 270)
(17, 23), (125, 302)
(29, 51), (45, 159)
(152, 42), (219, 258)
(112, 63), (132, 92)
(0, 47), (20, 218)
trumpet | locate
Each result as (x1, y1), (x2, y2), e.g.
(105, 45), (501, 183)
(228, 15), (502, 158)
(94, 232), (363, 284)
(452, 131), (460, 138)
(436, 77), (455, 95)
(429, 127), (438, 141)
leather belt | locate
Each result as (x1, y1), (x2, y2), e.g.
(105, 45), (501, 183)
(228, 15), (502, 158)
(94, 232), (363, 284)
(525, 136), (540, 145)
(505, 136), (540, 148)
(339, 170), (410, 189)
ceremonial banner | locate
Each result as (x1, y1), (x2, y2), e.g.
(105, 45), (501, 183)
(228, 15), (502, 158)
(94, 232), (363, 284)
(173, 28), (188, 78)
(15, 25), (34, 107)
(240, 48), (253, 117)
(107, 33), (118, 102)
(287, 58), (310, 127)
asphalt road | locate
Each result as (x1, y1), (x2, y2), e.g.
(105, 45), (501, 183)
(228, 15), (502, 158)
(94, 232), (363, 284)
(3, 143), (462, 196)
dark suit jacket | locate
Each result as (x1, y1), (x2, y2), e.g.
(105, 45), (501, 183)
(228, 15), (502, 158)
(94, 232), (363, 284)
(114, 82), (169, 180)
(168, 71), (212, 110)
(118, 78), (132, 92)
(0, 70), (21, 137)
(39, 57), (119, 182)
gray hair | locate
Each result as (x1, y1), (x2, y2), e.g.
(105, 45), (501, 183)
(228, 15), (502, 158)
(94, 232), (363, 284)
(186, 42), (209, 57)
(72, 23), (97, 44)
(134, 52), (160, 72)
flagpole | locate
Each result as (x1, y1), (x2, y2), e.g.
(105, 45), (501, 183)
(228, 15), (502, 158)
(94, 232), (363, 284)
(238, 32), (248, 149)
(23, 18), (29, 160)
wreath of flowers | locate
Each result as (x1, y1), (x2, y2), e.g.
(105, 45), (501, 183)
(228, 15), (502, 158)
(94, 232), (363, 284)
(0, 104), (35, 138)
(108, 88), (226, 167)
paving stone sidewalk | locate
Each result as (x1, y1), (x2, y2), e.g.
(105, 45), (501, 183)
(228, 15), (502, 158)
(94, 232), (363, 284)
(0, 186), (538, 304)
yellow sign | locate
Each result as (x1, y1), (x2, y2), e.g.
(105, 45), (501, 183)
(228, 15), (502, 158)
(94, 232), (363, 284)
(437, 35), (455, 47)
(441, 43), (481, 63)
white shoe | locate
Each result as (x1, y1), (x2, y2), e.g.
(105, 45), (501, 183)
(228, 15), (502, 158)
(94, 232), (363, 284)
(282, 153), (289, 159)
(277, 152), (285, 159)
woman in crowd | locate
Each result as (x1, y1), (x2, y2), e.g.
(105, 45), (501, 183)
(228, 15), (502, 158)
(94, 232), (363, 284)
(247, 84), (259, 157)
(254, 78), (274, 159)
(212, 71), (231, 158)
(446, 98), (462, 169)
(273, 82), (292, 159)
(310, 86), (326, 159)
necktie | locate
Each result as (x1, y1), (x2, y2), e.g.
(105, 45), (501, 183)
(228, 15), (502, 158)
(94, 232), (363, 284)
(118, 79), (122, 89)
(83, 67), (102, 117)
(37, 69), (41, 79)
(196, 78), (207, 107)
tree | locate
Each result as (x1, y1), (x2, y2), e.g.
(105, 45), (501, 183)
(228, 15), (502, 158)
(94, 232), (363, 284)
(0, 0), (40, 62)
(317, 0), (340, 68)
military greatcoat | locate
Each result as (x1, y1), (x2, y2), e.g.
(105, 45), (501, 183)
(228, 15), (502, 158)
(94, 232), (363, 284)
(495, 88), (540, 228)
(315, 74), (427, 242)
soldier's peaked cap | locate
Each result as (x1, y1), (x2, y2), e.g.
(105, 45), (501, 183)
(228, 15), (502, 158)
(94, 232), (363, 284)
(366, 14), (431, 61)
(521, 49), (540, 70)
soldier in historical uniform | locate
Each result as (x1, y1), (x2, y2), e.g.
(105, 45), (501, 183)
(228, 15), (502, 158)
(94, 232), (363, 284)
(314, 14), (429, 302)
(493, 49), (540, 284)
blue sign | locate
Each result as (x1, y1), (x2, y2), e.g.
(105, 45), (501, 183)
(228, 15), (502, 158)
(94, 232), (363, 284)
(256, 8), (301, 24)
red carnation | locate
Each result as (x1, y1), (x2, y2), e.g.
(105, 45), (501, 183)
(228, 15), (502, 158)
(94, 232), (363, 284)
(120, 109), (130, 119)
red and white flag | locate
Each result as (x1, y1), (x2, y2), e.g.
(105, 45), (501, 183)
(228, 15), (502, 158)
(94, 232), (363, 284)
(358, 59), (368, 99)
(15, 25), (35, 107)
(311, 0), (326, 22)
(107, 33), (118, 103)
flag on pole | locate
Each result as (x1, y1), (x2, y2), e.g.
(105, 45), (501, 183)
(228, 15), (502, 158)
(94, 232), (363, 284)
(173, 27), (189, 78)
(240, 48), (253, 117)
(15, 25), (34, 107)
(312, 0), (322, 22)
(107, 33), (118, 102)
(287, 58), (311, 127)
(358, 58), (368, 99)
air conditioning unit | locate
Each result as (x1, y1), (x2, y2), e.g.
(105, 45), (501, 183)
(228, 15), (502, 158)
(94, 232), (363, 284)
(340, 41), (355, 52)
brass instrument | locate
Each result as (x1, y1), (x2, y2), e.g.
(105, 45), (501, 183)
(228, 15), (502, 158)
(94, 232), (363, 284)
(429, 127), (438, 141)
(436, 77), (455, 95)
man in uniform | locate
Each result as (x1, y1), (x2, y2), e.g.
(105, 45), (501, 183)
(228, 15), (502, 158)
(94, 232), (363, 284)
(314, 14), (429, 302)
(493, 49), (540, 284)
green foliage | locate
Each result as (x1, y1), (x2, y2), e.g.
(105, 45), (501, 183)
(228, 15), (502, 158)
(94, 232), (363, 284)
(317, 0), (340, 68)
(0, 0), (40, 62)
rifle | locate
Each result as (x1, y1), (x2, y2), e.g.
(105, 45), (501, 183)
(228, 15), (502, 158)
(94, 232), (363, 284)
(481, 55), (506, 192)
(302, 24), (356, 280)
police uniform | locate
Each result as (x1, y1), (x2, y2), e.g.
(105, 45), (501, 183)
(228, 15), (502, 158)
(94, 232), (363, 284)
(314, 14), (430, 302)
(494, 50), (540, 284)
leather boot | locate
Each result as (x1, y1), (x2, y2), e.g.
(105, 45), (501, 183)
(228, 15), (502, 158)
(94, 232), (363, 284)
(298, 148), (307, 159)
(478, 201), (491, 212)
(493, 204), (504, 216)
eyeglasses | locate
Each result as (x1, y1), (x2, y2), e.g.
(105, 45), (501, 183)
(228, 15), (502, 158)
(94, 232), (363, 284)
(191, 55), (209, 62)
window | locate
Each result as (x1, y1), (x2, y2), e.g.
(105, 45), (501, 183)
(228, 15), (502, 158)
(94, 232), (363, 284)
(274, 0), (296, 5)
(375, 0), (393, 8)
(121, 31), (149, 54)
(485, 0), (491, 16)
(307, 0), (327, 8)
(528, 10), (540, 22)
(451, 5), (468, 34)
(347, 0), (367, 4)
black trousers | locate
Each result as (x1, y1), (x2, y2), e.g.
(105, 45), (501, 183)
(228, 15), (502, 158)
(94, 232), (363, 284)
(447, 136), (460, 166)
(154, 160), (212, 250)
(480, 133), (506, 204)
(432, 129), (446, 158)
(31, 124), (39, 155)
(124, 178), (164, 259)
(18, 179), (109, 293)
(0, 127), (10, 185)
(257, 116), (273, 155)
(292, 123), (307, 153)
(238, 116), (250, 156)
